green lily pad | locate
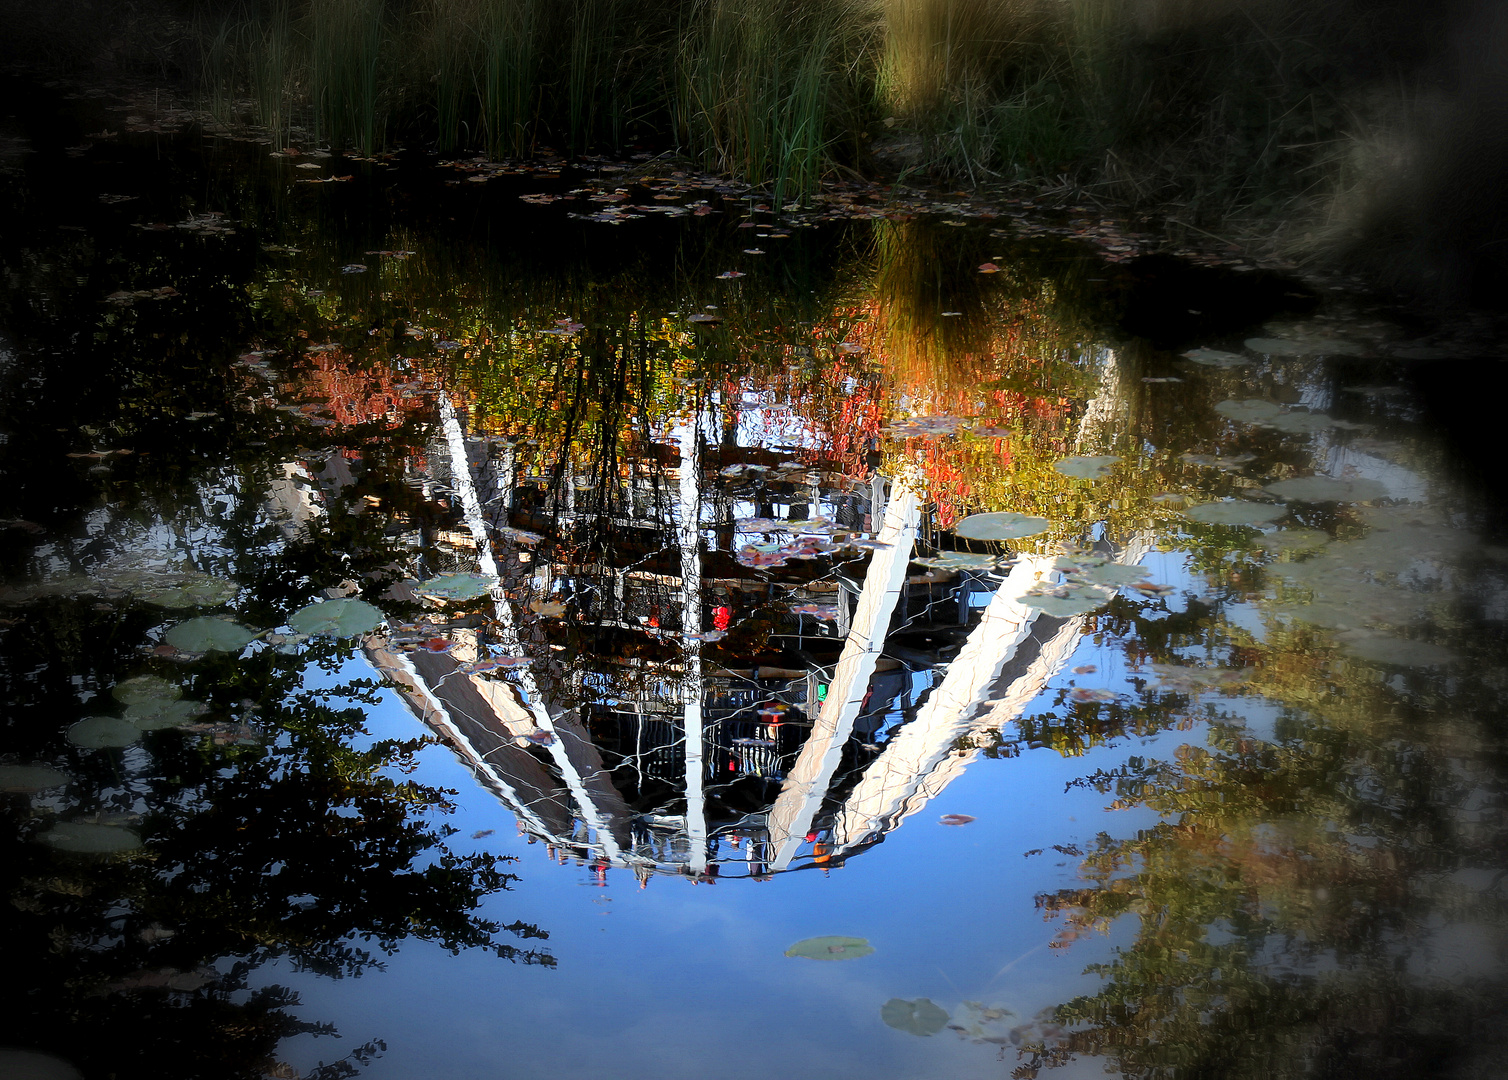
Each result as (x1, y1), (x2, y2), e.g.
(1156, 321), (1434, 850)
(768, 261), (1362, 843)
(1245, 336), (1366, 357)
(164, 617), (259, 653)
(136, 575), (240, 609)
(1182, 347), (1250, 368)
(1184, 501), (1288, 526)
(1057, 558), (1151, 586)
(38, 821), (142, 854)
(1054, 455), (1120, 479)
(0, 1049), (84, 1080)
(125, 698), (210, 730)
(287, 598), (385, 638)
(67, 716), (143, 749)
(1214, 399), (1285, 423)
(0, 764), (72, 793)
(1252, 528), (1330, 552)
(1271, 601), (1372, 631)
(1265, 476), (1388, 503)
(1265, 411), (1367, 434)
(112, 675), (182, 706)
(415, 573), (497, 601)
(915, 552), (998, 570)
(785, 935), (874, 960)
(954, 512), (1050, 541)
(1336, 634), (1458, 667)
(1019, 582), (1115, 615)
(882, 997), (950, 1036)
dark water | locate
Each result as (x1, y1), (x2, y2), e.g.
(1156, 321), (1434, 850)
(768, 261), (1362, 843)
(3, 85), (1507, 1080)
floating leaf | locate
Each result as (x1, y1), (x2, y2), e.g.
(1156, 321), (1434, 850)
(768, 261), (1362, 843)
(1265, 476), (1389, 503)
(1271, 601), (1372, 631)
(1068, 688), (1118, 703)
(39, 821), (141, 853)
(1184, 501), (1288, 526)
(1265, 412), (1365, 435)
(0, 764), (72, 793)
(1182, 347), (1249, 368)
(67, 716), (142, 748)
(416, 572), (497, 600)
(785, 936), (874, 960)
(882, 998), (950, 1036)
(287, 598), (385, 638)
(164, 617), (259, 653)
(125, 698), (209, 730)
(955, 512), (1050, 541)
(915, 552), (998, 571)
(1336, 633), (1458, 667)
(136, 576), (239, 609)
(1020, 589), (1112, 616)
(1057, 558), (1150, 586)
(0, 1049), (84, 1080)
(1252, 528), (1330, 552)
(1054, 455), (1119, 479)
(1246, 336), (1366, 357)
(112, 675), (182, 706)
(1214, 399), (1284, 423)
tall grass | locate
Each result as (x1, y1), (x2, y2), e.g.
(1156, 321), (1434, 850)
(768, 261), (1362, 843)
(155, 0), (1498, 302)
(422, 0), (481, 153)
(480, 0), (543, 158)
(676, 0), (870, 203)
(250, 1), (294, 149)
(197, 8), (246, 127)
(308, 0), (386, 155)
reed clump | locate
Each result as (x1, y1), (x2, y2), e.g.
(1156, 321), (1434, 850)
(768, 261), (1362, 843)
(8, 0), (1494, 303)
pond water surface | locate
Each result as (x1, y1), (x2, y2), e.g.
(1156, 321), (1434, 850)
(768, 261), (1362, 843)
(3, 88), (1508, 1080)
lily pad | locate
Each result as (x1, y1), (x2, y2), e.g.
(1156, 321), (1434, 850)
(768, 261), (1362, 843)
(164, 617), (259, 653)
(1265, 476), (1389, 503)
(1214, 399), (1285, 423)
(125, 698), (210, 730)
(415, 572), (497, 601)
(66, 716), (143, 749)
(1245, 336), (1366, 357)
(0, 763), (72, 793)
(1252, 528), (1330, 552)
(38, 821), (141, 853)
(1182, 347), (1250, 368)
(785, 935), (874, 960)
(1057, 558), (1151, 586)
(112, 674), (183, 706)
(1271, 601), (1372, 631)
(1054, 455), (1119, 479)
(1019, 581), (1115, 616)
(954, 512), (1050, 542)
(0, 1049), (84, 1080)
(915, 552), (998, 570)
(1184, 501), (1288, 526)
(287, 598), (385, 638)
(1336, 633), (1458, 667)
(136, 576), (239, 609)
(882, 998), (950, 1036)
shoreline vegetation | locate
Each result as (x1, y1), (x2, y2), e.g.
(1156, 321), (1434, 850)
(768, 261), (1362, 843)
(3, 0), (1505, 308)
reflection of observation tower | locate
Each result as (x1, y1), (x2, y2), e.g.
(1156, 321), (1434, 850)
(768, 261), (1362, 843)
(359, 379), (1146, 884)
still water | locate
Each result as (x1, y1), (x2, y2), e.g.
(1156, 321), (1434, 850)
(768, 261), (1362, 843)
(3, 88), (1507, 1080)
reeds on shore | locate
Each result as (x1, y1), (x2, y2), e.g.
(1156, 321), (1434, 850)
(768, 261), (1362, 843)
(3, 0), (1497, 302)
